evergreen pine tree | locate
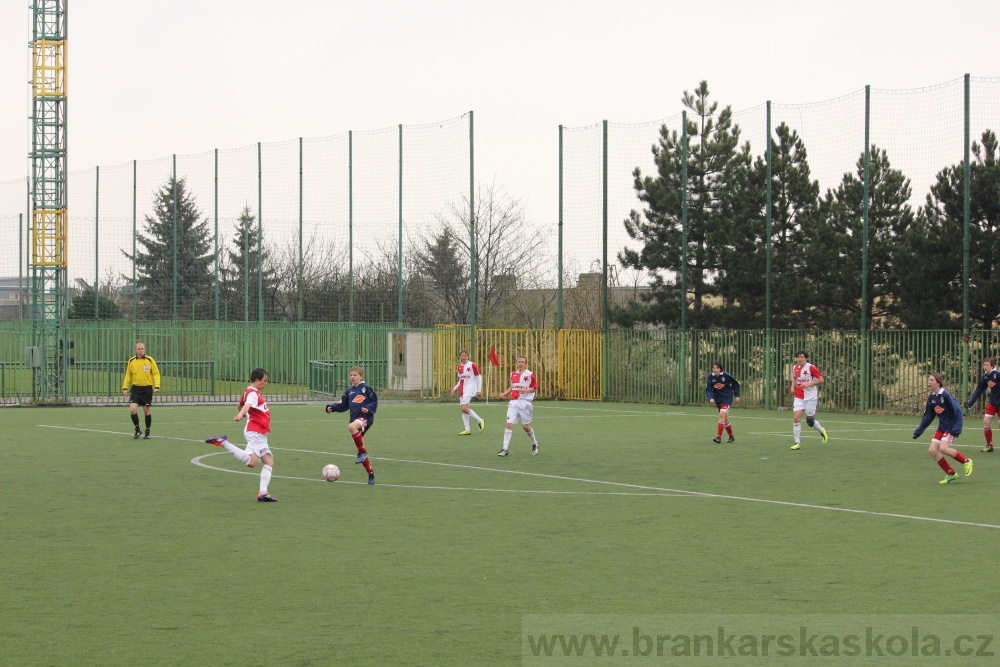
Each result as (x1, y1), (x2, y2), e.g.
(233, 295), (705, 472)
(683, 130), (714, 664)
(126, 177), (214, 319)
(902, 130), (1000, 329)
(220, 206), (278, 321)
(619, 81), (753, 327)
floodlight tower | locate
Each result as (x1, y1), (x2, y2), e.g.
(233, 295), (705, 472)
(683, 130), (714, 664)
(29, 0), (69, 404)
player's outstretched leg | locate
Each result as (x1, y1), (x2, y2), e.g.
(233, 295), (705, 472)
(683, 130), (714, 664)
(207, 435), (252, 465)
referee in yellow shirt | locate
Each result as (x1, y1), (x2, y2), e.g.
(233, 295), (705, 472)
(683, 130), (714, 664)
(122, 341), (160, 439)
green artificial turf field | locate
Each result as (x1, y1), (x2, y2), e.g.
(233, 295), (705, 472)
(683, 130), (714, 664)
(3, 401), (999, 665)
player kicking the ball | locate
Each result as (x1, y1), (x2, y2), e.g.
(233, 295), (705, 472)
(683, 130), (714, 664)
(497, 355), (539, 457)
(205, 367), (277, 502)
(326, 366), (378, 485)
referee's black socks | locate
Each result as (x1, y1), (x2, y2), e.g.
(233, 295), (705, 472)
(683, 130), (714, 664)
(131, 413), (139, 427)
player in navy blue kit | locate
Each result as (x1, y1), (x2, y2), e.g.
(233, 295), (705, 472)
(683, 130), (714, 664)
(964, 357), (1000, 453)
(914, 373), (973, 484)
(326, 366), (378, 485)
(706, 362), (740, 443)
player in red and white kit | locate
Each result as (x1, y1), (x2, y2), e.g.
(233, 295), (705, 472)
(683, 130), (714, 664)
(449, 349), (485, 435)
(205, 367), (277, 501)
(498, 355), (539, 457)
(790, 350), (828, 450)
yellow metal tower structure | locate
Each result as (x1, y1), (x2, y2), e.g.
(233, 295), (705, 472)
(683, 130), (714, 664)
(29, 0), (69, 403)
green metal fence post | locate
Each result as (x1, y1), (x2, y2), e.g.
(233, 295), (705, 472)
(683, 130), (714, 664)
(94, 165), (100, 319)
(257, 141), (263, 323)
(349, 130), (354, 323)
(214, 148), (219, 321)
(298, 138), (304, 323)
(602, 120), (609, 400)
(765, 101), (773, 410)
(398, 124), (404, 324)
(557, 124), (564, 330)
(132, 159), (137, 324)
(963, 73), (972, 399)
(172, 154), (178, 318)
(298, 140), (304, 386)
(861, 85), (871, 412)
(680, 111), (689, 406)
(469, 111), (476, 355)
(18, 213), (23, 322)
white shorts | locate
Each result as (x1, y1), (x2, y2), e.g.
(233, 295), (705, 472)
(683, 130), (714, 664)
(793, 398), (818, 416)
(244, 431), (272, 458)
(506, 399), (534, 425)
(459, 394), (477, 406)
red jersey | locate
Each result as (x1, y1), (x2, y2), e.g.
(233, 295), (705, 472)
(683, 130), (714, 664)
(239, 386), (271, 434)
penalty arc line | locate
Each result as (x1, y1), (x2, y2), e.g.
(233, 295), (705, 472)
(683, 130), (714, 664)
(39, 424), (1000, 530)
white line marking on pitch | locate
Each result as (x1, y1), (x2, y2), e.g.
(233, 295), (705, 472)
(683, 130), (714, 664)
(39, 424), (1000, 530)
(190, 453), (688, 497)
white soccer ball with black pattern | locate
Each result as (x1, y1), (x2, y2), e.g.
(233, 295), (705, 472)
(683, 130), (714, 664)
(322, 464), (341, 482)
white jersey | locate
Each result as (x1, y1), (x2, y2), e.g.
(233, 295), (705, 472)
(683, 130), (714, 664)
(793, 363), (822, 401)
(452, 361), (482, 397)
(509, 369), (537, 402)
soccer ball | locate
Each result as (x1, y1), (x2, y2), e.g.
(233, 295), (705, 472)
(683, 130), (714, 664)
(322, 464), (341, 482)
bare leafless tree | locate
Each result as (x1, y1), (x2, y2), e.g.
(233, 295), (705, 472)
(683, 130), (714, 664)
(415, 181), (556, 327)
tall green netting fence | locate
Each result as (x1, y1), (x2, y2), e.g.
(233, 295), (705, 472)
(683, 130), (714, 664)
(562, 75), (1000, 411)
(2, 115), (473, 325)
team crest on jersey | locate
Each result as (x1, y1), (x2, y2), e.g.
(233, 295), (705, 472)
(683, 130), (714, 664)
(934, 405), (945, 414)
(352, 394), (366, 403)
(990, 381), (996, 388)
(143, 364), (150, 372)
(714, 383), (725, 389)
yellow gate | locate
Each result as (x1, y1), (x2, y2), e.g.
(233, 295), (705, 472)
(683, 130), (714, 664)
(431, 327), (602, 401)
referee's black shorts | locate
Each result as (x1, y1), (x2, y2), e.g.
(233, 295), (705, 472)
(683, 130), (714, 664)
(129, 385), (154, 406)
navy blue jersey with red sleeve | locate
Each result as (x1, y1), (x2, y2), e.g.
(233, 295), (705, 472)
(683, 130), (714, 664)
(914, 388), (963, 438)
(966, 369), (1000, 409)
(705, 371), (740, 405)
(327, 382), (378, 425)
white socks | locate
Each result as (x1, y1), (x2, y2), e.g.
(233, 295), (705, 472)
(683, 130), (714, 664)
(223, 439), (251, 465)
(259, 464), (272, 494)
(462, 413), (470, 431)
(526, 428), (538, 446)
(503, 428), (512, 450)
(793, 423), (802, 444)
(468, 409), (482, 424)
(812, 420), (824, 433)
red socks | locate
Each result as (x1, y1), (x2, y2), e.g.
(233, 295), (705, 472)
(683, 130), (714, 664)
(717, 423), (725, 436)
(937, 458), (956, 475)
(985, 428), (993, 447)
(952, 451), (969, 464)
(352, 431), (374, 474)
(725, 424), (734, 436)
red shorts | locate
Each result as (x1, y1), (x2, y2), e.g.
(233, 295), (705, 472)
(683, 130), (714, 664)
(932, 430), (956, 442)
(717, 404), (731, 411)
(986, 404), (999, 416)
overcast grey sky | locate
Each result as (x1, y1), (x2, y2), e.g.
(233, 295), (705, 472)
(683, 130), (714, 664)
(0, 0), (993, 236)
